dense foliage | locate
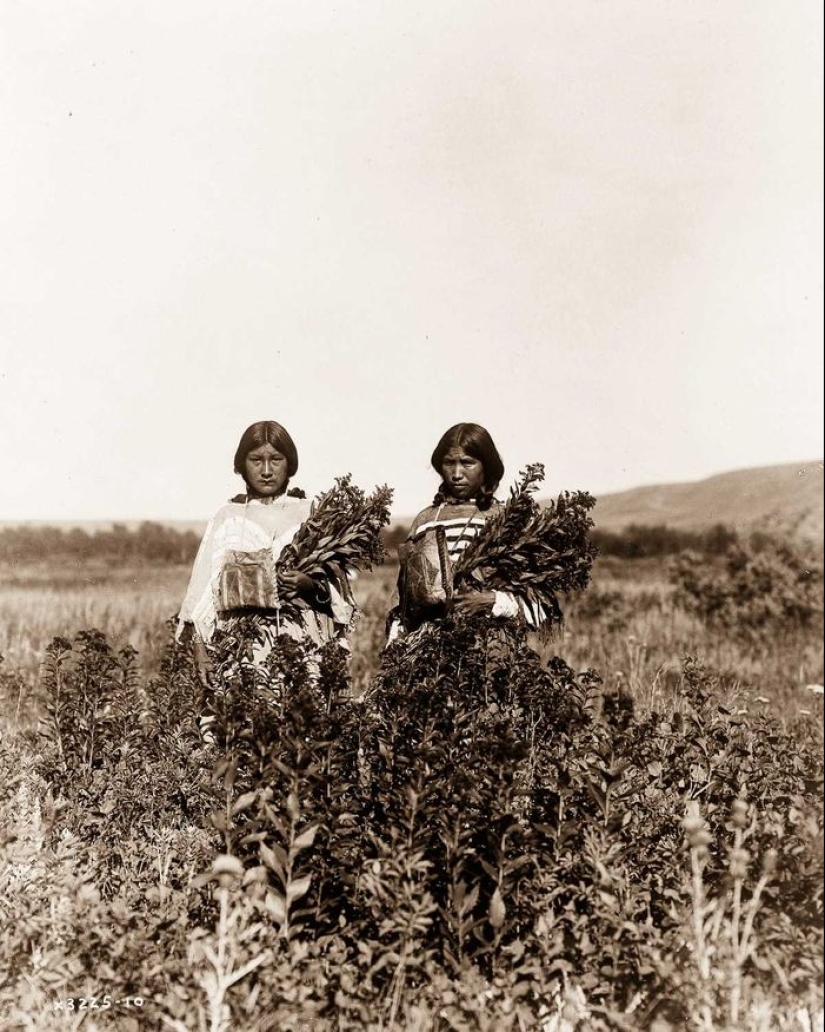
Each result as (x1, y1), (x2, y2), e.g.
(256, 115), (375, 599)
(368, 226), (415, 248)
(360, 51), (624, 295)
(671, 535), (823, 642)
(0, 607), (820, 1030)
(0, 524), (822, 1030)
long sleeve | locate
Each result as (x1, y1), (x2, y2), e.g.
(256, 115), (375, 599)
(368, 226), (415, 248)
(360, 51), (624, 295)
(176, 516), (220, 642)
(492, 589), (547, 628)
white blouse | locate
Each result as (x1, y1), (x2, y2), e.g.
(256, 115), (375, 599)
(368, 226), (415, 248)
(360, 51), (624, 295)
(176, 495), (353, 645)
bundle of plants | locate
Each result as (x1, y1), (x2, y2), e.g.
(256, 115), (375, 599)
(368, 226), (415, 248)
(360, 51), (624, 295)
(276, 475), (393, 623)
(452, 463), (597, 630)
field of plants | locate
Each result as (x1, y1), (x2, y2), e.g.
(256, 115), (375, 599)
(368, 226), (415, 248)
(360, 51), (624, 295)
(0, 527), (822, 1031)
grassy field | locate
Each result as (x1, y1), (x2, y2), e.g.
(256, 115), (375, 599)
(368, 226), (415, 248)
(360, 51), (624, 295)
(0, 564), (186, 690)
(0, 548), (822, 1031)
(2, 557), (820, 724)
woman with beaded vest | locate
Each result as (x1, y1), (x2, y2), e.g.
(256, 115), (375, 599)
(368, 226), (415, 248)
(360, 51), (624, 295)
(387, 422), (544, 642)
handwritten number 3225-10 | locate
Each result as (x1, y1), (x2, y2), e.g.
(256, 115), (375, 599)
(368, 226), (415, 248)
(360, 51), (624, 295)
(53, 996), (145, 1012)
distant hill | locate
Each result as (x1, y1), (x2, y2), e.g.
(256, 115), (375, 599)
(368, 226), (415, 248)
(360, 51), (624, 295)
(590, 460), (823, 542)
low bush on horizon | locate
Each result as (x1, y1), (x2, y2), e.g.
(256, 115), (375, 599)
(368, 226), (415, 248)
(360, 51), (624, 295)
(0, 521), (203, 568)
(671, 535), (823, 644)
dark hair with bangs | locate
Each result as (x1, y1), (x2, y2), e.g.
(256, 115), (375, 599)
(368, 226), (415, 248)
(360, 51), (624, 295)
(233, 421), (299, 482)
(430, 422), (504, 510)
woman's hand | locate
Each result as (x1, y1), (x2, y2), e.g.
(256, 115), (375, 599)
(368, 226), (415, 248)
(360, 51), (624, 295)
(278, 570), (317, 600)
(452, 590), (496, 616)
(193, 641), (213, 688)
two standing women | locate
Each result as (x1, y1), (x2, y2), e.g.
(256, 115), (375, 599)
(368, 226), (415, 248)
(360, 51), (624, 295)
(177, 419), (546, 694)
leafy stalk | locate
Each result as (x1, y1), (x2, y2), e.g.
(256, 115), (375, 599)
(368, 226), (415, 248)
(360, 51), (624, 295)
(275, 475), (393, 623)
(452, 463), (597, 628)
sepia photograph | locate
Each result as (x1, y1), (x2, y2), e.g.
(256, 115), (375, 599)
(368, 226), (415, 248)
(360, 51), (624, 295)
(1, 2), (822, 1029)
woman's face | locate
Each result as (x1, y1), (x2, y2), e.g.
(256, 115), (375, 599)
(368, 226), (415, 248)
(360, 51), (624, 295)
(243, 443), (289, 498)
(440, 447), (486, 501)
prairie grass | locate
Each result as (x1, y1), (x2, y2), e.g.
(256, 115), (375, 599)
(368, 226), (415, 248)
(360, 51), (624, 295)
(2, 557), (821, 721)
(0, 564), (188, 681)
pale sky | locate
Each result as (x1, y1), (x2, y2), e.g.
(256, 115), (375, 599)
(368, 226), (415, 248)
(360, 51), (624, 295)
(1, 1), (822, 522)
